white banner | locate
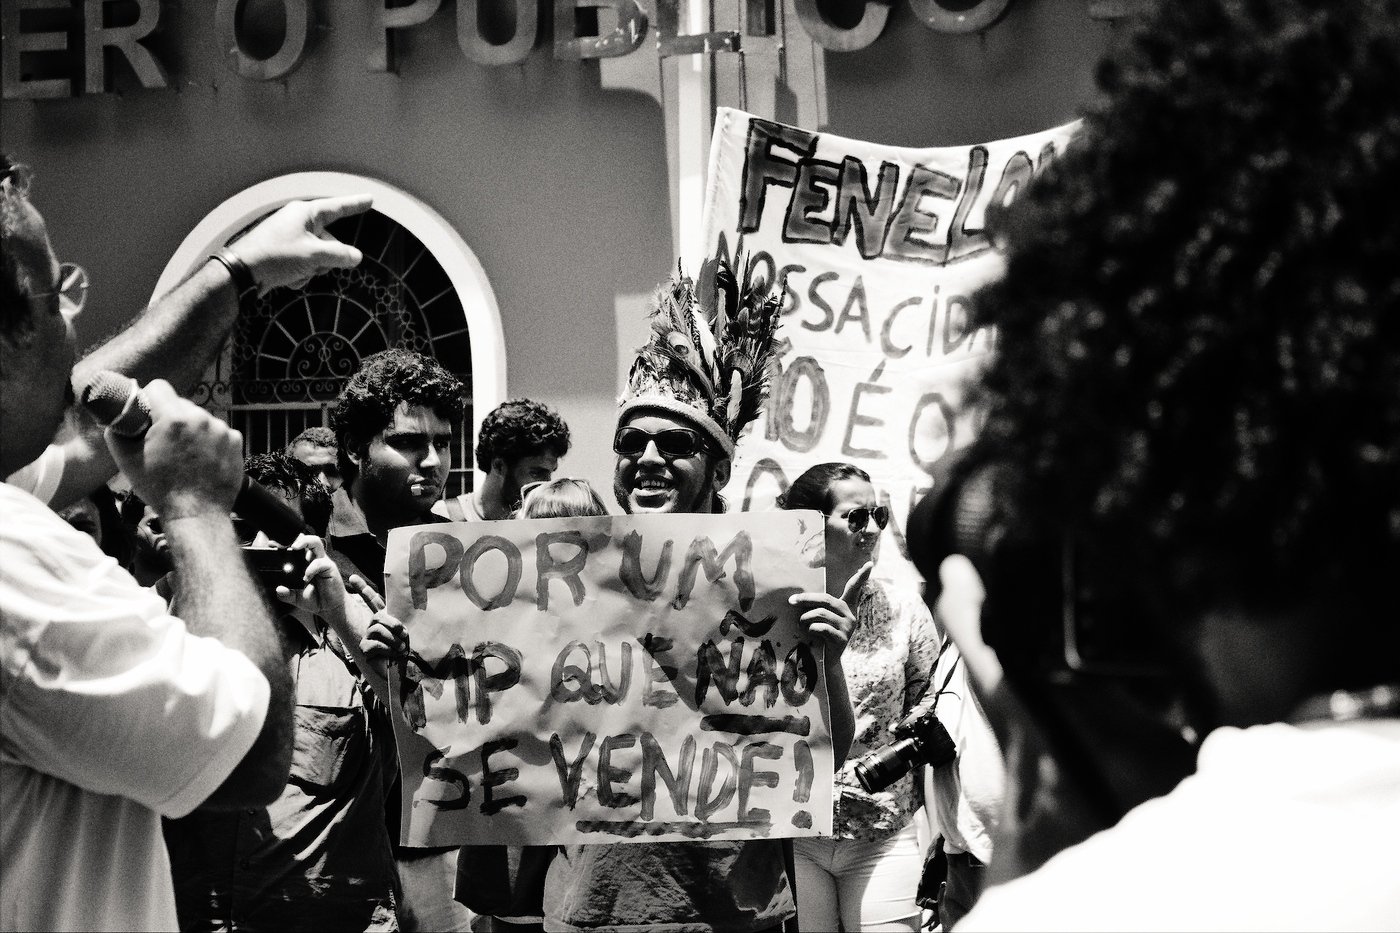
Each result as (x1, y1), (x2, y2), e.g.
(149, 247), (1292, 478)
(700, 109), (1079, 567)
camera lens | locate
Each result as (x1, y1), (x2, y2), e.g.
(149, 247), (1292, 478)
(853, 739), (918, 794)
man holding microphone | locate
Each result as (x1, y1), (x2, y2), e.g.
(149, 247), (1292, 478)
(0, 153), (368, 931)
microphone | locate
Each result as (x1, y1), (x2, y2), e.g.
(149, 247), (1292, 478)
(80, 371), (312, 546)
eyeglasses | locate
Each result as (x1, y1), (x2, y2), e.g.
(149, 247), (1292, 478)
(613, 427), (709, 460)
(32, 262), (90, 319)
(839, 505), (889, 535)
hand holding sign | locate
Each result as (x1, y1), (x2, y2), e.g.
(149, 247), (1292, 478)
(381, 510), (832, 847)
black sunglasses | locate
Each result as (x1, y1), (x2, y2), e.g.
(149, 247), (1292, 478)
(613, 427), (709, 459)
(840, 505), (889, 535)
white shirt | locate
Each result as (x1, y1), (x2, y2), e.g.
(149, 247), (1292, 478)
(430, 491), (486, 522)
(0, 481), (270, 932)
(925, 642), (1003, 862)
(958, 717), (1400, 932)
(4, 443), (65, 505)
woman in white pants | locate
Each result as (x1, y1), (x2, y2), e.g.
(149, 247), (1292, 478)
(781, 463), (940, 932)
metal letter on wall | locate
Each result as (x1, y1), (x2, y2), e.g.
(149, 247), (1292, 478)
(906, 0), (1010, 34)
(656, 0), (738, 57)
(456, 0), (539, 66)
(553, 0), (647, 60)
(368, 0), (442, 73)
(216, 0), (314, 81)
(792, 0), (889, 51)
(2, 0), (72, 99)
(84, 0), (170, 93)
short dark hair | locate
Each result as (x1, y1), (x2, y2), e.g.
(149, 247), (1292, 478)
(475, 398), (571, 472)
(777, 462), (871, 515)
(245, 451), (332, 537)
(967, 0), (1400, 682)
(288, 426), (336, 451)
(330, 349), (466, 484)
(1, 154), (49, 341)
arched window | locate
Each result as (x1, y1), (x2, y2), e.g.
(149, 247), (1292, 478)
(154, 173), (505, 497)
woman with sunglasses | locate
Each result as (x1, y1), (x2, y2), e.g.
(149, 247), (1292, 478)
(779, 463), (939, 932)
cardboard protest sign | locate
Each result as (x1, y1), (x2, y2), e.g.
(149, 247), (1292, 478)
(699, 109), (1080, 553)
(383, 511), (831, 846)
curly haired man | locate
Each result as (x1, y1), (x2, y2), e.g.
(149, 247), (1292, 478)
(435, 398), (572, 521)
(326, 348), (470, 931)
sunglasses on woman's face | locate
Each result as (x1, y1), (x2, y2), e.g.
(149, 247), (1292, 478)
(613, 426), (708, 460)
(839, 505), (889, 535)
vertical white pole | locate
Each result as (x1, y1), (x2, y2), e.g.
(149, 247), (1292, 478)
(675, 0), (711, 276)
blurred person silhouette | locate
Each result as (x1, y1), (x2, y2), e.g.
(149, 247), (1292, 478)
(907, 1), (1400, 928)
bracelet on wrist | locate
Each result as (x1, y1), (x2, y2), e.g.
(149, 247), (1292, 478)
(208, 248), (258, 299)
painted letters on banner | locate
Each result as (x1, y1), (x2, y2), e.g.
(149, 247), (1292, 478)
(383, 511), (831, 846)
(700, 109), (1080, 544)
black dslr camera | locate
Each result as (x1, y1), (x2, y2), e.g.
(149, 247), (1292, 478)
(853, 705), (957, 794)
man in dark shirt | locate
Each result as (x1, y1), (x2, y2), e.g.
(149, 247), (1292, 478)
(325, 348), (471, 932)
(325, 349), (465, 592)
(163, 453), (398, 932)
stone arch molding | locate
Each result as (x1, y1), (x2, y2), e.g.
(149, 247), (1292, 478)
(154, 171), (505, 486)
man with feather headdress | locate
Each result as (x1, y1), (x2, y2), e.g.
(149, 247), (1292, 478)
(540, 257), (863, 932)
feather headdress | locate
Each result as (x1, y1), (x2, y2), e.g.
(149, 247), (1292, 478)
(619, 254), (784, 458)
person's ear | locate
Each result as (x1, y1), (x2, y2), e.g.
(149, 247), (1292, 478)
(347, 445), (363, 467)
(712, 457), (732, 490)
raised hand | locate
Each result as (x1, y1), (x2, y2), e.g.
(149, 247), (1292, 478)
(790, 560), (873, 656)
(231, 195), (373, 293)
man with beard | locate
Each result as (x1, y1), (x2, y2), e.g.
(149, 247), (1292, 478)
(4, 162), (372, 513)
(326, 347), (472, 932)
(288, 426), (343, 492)
(326, 348), (465, 591)
(434, 398), (571, 521)
(0, 156), (301, 930)
(541, 260), (861, 933)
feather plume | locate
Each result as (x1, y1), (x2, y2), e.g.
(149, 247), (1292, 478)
(624, 253), (784, 448)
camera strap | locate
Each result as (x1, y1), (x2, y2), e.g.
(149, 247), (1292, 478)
(926, 635), (963, 714)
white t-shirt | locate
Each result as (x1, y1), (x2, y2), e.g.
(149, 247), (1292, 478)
(0, 481), (271, 932)
(958, 717), (1400, 932)
(430, 491), (486, 522)
(925, 642), (1003, 862)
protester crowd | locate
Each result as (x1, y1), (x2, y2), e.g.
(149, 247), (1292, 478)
(3, 0), (1398, 930)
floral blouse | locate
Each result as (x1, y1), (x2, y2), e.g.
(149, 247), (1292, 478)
(831, 577), (941, 840)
